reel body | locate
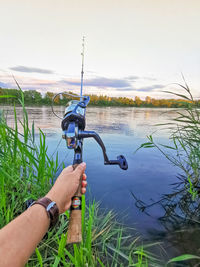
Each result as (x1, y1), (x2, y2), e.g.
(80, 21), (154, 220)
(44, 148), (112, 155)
(61, 95), (128, 170)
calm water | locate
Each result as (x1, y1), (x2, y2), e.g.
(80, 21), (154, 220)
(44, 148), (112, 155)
(3, 105), (195, 258)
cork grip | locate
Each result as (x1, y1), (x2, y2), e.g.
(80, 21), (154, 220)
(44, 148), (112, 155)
(66, 164), (82, 244)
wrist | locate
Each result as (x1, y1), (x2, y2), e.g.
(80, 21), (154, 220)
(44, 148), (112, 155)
(30, 203), (50, 226)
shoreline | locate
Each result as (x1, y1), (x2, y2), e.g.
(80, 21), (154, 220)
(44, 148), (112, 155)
(0, 103), (191, 109)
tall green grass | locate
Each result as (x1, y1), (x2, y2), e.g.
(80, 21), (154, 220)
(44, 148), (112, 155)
(0, 89), (158, 266)
(0, 90), (58, 227)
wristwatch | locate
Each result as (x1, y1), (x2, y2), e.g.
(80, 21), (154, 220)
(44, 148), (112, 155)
(30, 197), (59, 228)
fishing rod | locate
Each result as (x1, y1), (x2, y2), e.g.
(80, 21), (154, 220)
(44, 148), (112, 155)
(80, 36), (85, 99)
(52, 37), (128, 244)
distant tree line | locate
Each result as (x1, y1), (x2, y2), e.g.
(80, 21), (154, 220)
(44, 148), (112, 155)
(0, 88), (199, 108)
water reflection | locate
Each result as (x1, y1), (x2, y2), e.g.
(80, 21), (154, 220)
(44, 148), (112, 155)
(2, 105), (176, 137)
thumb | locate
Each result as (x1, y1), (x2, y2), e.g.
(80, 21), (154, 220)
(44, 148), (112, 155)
(73, 162), (86, 177)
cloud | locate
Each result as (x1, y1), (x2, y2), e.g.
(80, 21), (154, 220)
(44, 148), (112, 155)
(10, 66), (54, 74)
(0, 72), (166, 98)
(125, 75), (157, 82)
(61, 77), (131, 88)
(125, 75), (140, 81)
(61, 76), (165, 94)
(134, 84), (165, 92)
(109, 84), (165, 92)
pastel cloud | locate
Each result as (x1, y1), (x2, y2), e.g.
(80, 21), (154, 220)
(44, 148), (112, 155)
(125, 75), (140, 81)
(61, 77), (131, 88)
(113, 84), (165, 92)
(0, 71), (166, 97)
(135, 84), (165, 92)
(10, 66), (54, 74)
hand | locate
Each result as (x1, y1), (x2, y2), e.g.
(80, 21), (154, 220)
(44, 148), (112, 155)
(45, 162), (87, 214)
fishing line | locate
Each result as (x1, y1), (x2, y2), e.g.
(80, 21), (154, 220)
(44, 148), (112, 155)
(51, 92), (83, 120)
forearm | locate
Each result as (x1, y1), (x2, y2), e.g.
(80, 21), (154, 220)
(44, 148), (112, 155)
(0, 163), (87, 266)
(0, 205), (50, 267)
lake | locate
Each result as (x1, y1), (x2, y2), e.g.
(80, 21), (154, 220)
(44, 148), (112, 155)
(3, 105), (194, 258)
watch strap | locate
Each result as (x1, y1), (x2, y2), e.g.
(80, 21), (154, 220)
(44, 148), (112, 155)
(31, 197), (59, 228)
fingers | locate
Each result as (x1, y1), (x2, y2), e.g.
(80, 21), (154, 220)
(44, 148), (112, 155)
(74, 162), (86, 177)
(81, 179), (87, 194)
(82, 173), (87, 180)
(82, 180), (87, 187)
(81, 187), (86, 194)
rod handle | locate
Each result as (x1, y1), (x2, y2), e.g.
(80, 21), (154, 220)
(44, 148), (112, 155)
(66, 164), (82, 244)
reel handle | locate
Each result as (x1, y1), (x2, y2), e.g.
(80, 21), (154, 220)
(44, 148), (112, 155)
(66, 164), (83, 244)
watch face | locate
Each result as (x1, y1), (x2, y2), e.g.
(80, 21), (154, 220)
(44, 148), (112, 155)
(46, 201), (56, 211)
(48, 202), (59, 227)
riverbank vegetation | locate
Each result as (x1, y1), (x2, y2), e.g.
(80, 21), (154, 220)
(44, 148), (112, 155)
(0, 89), (160, 266)
(1, 87), (200, 108)
(136, 82), (200, 265)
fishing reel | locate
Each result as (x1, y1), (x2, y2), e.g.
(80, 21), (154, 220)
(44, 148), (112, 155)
(60, 95), (128, 170)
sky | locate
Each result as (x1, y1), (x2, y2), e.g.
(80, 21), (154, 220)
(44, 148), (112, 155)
(0, 0), (200, 99)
